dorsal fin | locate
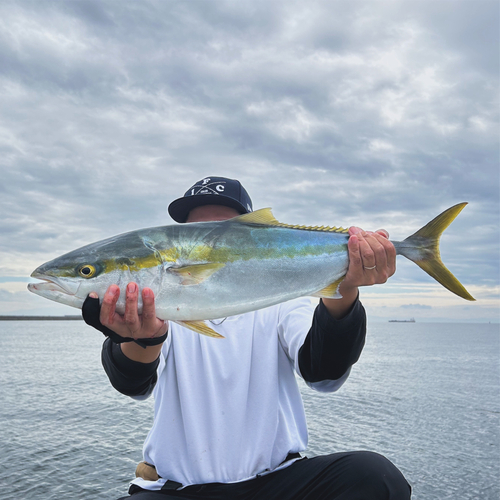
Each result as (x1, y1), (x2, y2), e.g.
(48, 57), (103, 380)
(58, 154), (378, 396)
(234, 208), (349, 233)
(235, 208), (280, 225)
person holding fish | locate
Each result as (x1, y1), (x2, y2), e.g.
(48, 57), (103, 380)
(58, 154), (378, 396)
(79, 176), (412, 499)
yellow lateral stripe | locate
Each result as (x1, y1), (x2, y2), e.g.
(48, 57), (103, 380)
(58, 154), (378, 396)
(158, 246), (183, 262)
(103, 245), (214, 273)
(103, 254), (159, 273)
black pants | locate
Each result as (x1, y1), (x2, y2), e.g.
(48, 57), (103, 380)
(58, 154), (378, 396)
(118, 451), (411, 500)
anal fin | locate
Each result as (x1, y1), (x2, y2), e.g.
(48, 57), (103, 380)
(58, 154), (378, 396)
(311, 277), (344, 299)
(175, 320), (225, 338)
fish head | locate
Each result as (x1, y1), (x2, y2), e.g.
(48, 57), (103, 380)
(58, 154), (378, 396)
(27, 240), (128, 310)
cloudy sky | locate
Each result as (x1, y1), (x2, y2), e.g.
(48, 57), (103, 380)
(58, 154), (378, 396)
(0, 0), (498, 322)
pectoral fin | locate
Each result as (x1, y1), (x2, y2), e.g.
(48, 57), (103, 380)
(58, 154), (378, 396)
(174, 320), (225, 338)
(169, 263), (225, 285)
(311, 277), (344, 299)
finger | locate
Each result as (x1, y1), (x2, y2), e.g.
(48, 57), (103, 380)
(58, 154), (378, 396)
(141, 288), (166, 336)
(358, 232), (377, 273)
(101, 285), (121, 326)
(349, 226), (363, 236)
(376, 233), (397, 277)
(347, 233), (363, 273)
(364, 233), (388, 281)
(124, 282), (141, 334)
(375, 229), (389, 239)
(141, 288), (156, 322)
(346, 233), (374, 290)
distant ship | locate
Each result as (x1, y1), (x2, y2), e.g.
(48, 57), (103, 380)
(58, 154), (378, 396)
(388, 318), (416, 323)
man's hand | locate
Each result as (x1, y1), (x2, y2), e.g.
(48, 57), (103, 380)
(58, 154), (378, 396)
(341, 227), (396, 290)
(322, 227), (396, 320)
(96, 283), (168, 341)
(89, 283), (168, 363)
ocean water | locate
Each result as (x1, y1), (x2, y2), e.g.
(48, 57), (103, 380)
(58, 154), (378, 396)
(0, 320), (498, 500)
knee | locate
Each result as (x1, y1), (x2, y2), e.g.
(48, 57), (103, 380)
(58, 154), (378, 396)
(335, 451), (411, 500)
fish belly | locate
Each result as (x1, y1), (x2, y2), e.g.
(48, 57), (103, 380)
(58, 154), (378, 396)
(154, 252), (348, 321)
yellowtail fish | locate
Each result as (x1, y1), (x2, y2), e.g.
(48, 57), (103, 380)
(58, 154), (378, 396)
(28, 203), (474, 337)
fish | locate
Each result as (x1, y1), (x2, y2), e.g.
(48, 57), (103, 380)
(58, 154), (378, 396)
(28, 203), (475, 338)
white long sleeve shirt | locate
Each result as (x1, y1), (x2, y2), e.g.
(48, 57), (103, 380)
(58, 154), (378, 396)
(129, 298), (351, 490)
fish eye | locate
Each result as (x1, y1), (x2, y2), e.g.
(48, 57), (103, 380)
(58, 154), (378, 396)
(78, 265), (96, 278)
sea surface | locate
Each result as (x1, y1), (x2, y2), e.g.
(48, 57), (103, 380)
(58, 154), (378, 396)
(1, 320), (498, 500)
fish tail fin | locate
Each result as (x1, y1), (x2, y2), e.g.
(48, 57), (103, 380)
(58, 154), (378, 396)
(394, 203), (475, 301)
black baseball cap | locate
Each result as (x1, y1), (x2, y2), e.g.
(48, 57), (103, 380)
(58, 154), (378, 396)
(168, 176), (253, 223)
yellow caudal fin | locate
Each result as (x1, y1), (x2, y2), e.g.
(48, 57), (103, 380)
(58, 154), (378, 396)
(393, 203), (475, 301)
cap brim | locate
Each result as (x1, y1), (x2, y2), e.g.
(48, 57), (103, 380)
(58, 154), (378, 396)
(168, 194), (249, 223)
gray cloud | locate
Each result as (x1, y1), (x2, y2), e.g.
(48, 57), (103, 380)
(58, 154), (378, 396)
(0, 0), (497, 317)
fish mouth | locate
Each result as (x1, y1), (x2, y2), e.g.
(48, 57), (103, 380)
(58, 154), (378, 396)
(28, 272), (79, 297)
(28, 272), (85, 310)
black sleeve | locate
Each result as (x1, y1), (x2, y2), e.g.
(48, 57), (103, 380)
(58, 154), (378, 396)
(298, 296), (367, 383)
(101, 338), (160, 397)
